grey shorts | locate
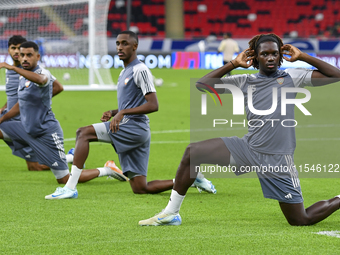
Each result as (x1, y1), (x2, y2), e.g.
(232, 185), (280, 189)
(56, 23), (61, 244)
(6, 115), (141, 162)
(222, 136), (303, 204)
(93, 118), (150, 178)
(0, 112), (38, 162)
(0, 120), (69, 179)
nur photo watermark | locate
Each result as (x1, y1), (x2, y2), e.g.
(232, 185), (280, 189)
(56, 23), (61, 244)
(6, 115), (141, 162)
(190, 77), (340, 179)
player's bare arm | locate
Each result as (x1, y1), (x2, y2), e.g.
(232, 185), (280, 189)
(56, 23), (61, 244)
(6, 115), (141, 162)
(0, 62), (48, 86)
(282, 44), (340, 86)
(14, 66), (48, 86)
(0, 102), (19, 124)
(109, 92), (158, 132)
(196, 48), (253, 93)
(0, 102), (7, 114)
(52, 80), (64, 96)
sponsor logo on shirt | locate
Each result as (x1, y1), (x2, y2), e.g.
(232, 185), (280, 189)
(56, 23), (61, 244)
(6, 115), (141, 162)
(25, 81), (30, 87)
(124, 78), (129, 85)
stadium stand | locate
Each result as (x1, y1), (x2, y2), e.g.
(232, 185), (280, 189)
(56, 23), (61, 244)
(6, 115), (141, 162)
(0, 3), (88, 39)
(0, 0), (339, 39)
(183, 0), (340, 38)
(107, 0), (340, 39)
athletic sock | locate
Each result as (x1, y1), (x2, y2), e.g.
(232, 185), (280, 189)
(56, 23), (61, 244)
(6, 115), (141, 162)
(65, 154), (74, 164)
(97, 167), (110, 177)
(163, 190), (185, 214)
(65, 165), (82, 190)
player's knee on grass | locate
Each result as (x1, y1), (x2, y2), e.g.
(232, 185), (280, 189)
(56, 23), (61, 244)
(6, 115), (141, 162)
(280, 202), (312, 226)
(26, 161), (50, 171)
(285, 216), (312, 226)
(129, 175), (148, 194)
(131, 187), (148, 194)
(130, 183), (148, 194)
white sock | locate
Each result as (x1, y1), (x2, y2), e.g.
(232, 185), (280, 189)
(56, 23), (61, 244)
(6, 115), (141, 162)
(65, 154), (74, 164)
(65, 165), (82, 190)
(97, 167), (110, 177)
(163, 190), (185, 214)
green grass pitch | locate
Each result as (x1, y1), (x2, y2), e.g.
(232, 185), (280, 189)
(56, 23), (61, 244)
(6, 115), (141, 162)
(0, 68), (339, 254)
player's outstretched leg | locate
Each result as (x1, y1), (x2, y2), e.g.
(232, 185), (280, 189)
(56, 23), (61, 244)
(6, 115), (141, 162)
(139, 138), (230, 226)
(279, 196), (340, 226)
(129, 175), (174, 194)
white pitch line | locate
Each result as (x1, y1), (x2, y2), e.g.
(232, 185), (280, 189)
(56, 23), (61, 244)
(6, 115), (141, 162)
(314, 230), (340, 238)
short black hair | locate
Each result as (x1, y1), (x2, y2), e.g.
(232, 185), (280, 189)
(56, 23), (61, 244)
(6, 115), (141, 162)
(20, 41), (39, 52)
(8, 35), (27, 47)
(118, 30), (138, 44)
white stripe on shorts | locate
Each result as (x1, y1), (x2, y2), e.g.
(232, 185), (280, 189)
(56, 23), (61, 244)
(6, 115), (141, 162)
(285, 155), (300, 188)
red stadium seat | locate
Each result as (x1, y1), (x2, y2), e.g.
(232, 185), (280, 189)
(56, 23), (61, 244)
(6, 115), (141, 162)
(4, 0), (333, 39)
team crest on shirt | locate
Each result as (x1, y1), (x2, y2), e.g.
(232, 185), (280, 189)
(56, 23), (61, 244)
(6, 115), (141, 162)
(124, 78), (129, 85)
(25, 81), (30, 87)
(276, 77), (284, 85)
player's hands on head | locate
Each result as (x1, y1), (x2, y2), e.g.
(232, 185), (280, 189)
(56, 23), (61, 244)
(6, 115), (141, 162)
(281, 44), (302, 62)
(100, 111), (112, 122)
(234, 48), (254, 68)
(109, 111), (124, 133)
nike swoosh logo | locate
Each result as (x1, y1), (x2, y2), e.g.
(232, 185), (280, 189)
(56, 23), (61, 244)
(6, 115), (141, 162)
(157, 216), (167, 221)
(52, 194), (63, 197)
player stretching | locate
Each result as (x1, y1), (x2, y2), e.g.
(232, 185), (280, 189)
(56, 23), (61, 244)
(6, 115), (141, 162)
(45, 31), (216, 199)
(0, 41), (121, 185)
(139, 33), (340, 226)
(0, 35), (63, 170)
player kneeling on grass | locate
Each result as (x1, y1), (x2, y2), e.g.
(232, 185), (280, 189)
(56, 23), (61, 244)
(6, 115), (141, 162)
(139, 33), (340, 226)
(45, 31), (216, 200)
(0, 41), (121, 187)
(0, 35), (64, 171)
